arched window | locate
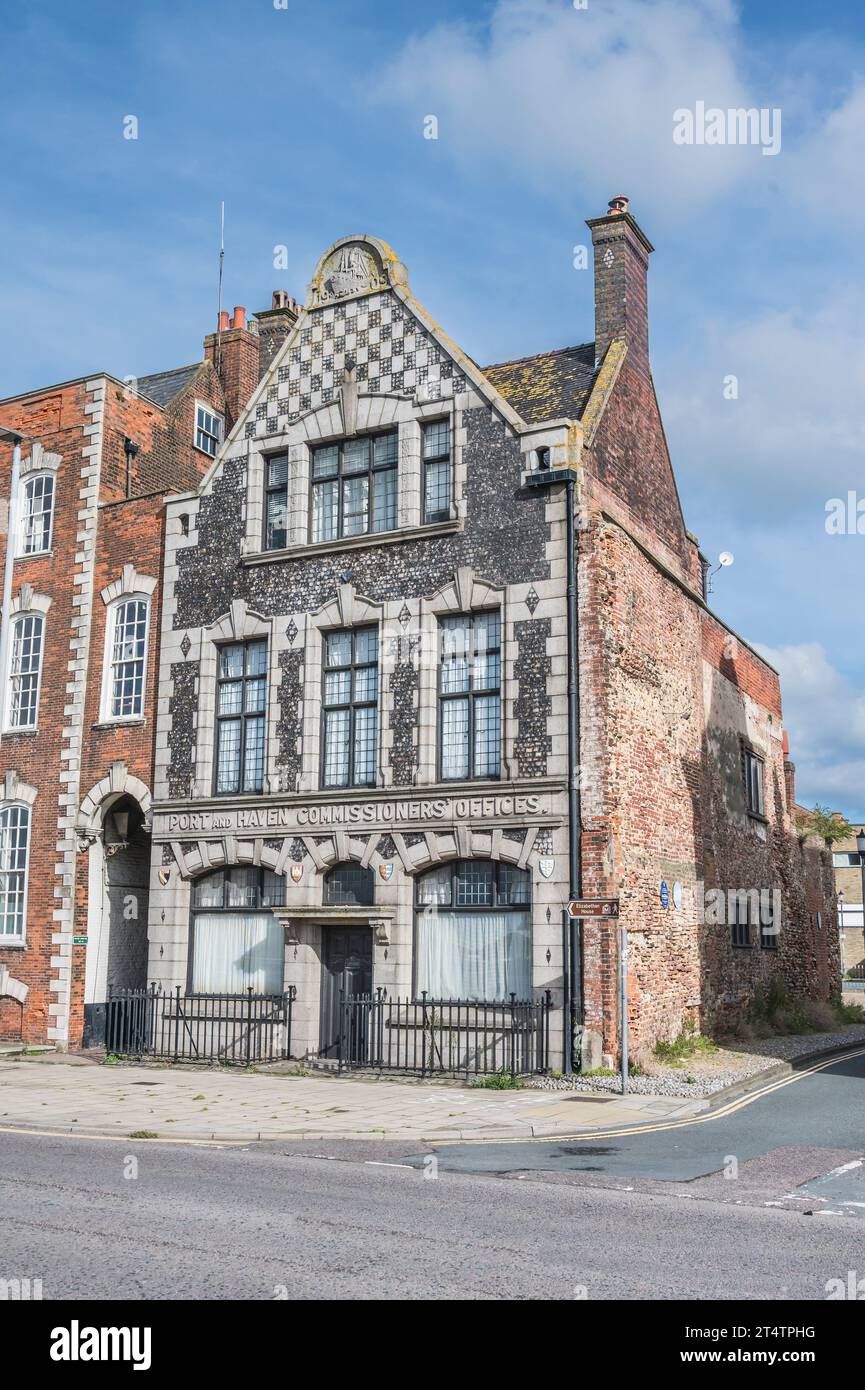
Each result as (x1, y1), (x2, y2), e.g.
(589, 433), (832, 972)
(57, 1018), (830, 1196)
(190, 866), (286, 994)
(415, 860), (531, 1002)
(0, 804), (30, 940)
(6, 614), (44, 729)
(103, 596), (150, 720)
(324, 863), (374, 906)
(20, 474), (55, 555)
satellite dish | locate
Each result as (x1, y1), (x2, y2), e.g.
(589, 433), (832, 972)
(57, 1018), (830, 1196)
(718, 551), (734, 567)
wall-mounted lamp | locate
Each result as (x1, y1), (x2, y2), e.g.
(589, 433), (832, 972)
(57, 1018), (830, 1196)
(104, 807), (130, 856)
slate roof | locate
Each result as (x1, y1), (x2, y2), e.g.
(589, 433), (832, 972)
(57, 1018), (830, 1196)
(136, 362), (202, 409)
(481, 343), (598, 424)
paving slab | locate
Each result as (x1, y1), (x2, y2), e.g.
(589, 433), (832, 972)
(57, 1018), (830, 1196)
(0, 1055), (703, 1144)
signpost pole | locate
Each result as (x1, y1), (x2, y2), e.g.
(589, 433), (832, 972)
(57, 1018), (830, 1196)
(561, 906), (571, 1075)
(620, 922), (628, 1095)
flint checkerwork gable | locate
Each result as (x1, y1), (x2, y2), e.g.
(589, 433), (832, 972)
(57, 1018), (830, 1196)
(173, 405), (550, 631)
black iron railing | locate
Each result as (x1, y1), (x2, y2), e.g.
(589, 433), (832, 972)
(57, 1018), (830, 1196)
(105, 985), (295, 1065)
(337, 989), (552, 1077)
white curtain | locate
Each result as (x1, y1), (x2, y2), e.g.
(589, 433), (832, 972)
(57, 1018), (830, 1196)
(417, 911), (531, 1001)
(192, 913), (284, 994)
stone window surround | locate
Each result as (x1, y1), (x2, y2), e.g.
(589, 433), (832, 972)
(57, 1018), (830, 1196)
(99, 565), (158, 725)
(0, 770), (37, 949)
(15, 470), (58, 559)
(4, 584), (52, 733)
(166, 819), (542, 891)
(177, 569), (520, 802)
(18, 442), (61, 478)
(16, 444), (61, 558)
(159, 822), (548, 992)
(419, 567), (512, 785)
(298, 584), (386, 793)
(194, 599), (276, 798)
(293, 568), (513, 792)
(241, 393), (464, 560)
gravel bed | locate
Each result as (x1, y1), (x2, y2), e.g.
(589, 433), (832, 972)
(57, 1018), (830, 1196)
(527, 1024), (865, 1099)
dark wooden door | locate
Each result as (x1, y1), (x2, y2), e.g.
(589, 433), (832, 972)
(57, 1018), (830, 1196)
(319, 927), (373, 1057)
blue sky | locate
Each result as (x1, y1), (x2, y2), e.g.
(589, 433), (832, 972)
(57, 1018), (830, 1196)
(1, 0), (863, 817)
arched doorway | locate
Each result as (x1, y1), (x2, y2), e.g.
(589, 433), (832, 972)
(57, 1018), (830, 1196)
(82, 794), (151, 1046)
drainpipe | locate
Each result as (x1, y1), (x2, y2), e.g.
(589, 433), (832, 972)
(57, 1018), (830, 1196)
(527, 453), (582, 1073)
(124, 437), (140, 499)
(0, 426), (25, 743)
(565, 470), (583, 1072)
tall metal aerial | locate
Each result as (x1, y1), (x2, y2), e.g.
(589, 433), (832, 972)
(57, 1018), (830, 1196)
(216, 201), (225, 376)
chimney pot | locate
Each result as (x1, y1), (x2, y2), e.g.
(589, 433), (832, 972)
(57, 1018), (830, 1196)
(218, 310), (229, 332)
(272, 289), (289, 309)
(608, 195), (629, 214)
(231, 306), (245, 330)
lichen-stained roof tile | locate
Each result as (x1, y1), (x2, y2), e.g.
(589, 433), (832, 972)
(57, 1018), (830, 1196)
(136, 362), (203, 409)
(481, 343), (598, 424)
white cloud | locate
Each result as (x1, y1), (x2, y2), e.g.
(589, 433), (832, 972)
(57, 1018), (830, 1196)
(374, 0), (760, 217)
(756, 641), (865, 817)
(661, 293), (865, 518)
(376, 0), (865, 237)
(783, 81), (865, 231)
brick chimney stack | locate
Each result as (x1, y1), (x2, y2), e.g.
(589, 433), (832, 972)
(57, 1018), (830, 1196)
(586, 195), (654, 383)
(256, 290), (301, 380)
(204, 306), (260, 431)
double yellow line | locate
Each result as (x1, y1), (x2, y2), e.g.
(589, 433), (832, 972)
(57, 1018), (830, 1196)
(535, 1044), (865, 1143)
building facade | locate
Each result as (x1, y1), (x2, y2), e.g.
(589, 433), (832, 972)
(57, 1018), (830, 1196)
(0, 301), (290, 1046)
(147, 200), (838, 1070)
(832, 831), (865, 974)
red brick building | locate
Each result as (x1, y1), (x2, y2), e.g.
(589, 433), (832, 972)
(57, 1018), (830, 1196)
(0, 301), (294, 1045)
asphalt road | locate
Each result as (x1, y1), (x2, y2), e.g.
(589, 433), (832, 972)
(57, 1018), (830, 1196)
(3, 1049), (865, 1300)
(394, 1047), (865, 1211)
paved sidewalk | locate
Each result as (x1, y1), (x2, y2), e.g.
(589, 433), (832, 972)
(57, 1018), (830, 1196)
(0, 1055), (705, 1143)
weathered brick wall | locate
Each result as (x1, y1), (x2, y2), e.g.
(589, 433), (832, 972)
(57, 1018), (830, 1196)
(578, 516), (704, 1056)
(700, 618), (839, 1029)
(585, 358), (691, 580)
(701, 613), (782, 719)
(100, 364), (225, 501)
(574, 510), (838, 1059)
(0, 382), (89, 1040)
